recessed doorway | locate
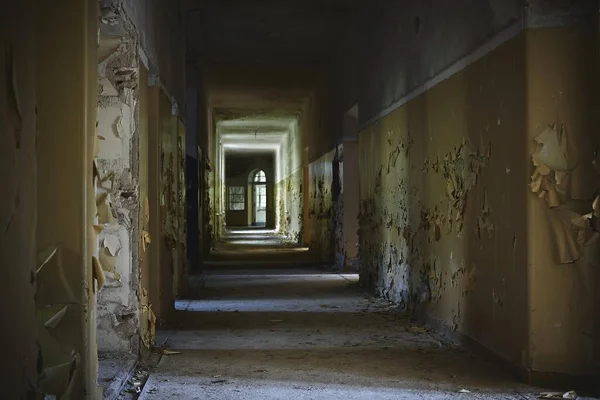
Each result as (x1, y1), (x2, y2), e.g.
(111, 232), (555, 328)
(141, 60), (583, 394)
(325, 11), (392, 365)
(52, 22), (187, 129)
(252, 170), (267, 226)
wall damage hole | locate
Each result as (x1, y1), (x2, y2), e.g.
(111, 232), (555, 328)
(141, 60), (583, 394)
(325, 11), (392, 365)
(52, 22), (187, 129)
(120, 190), (135, 199)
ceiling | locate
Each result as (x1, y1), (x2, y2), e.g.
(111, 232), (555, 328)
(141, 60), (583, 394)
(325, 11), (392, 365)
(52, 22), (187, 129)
(183, 0), (367, 67)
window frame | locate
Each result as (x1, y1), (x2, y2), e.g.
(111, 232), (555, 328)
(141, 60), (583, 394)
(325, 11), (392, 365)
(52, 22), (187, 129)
(227, 185), (245, 211)
(254, 170), (267, 183)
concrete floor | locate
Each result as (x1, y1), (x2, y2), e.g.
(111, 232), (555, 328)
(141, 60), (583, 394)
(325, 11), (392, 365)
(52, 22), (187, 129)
(140, 230), (548, 399)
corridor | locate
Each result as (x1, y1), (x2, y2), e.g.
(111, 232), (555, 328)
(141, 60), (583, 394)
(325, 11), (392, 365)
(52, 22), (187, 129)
(3, 0), (600, 399)
(141, 231), (539, 399)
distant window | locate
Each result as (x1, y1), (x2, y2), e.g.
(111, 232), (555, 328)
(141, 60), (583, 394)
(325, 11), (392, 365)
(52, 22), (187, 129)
(256, 185), (267, 211)
(228, 186), (245, 211)
(254, 170), (266, 183)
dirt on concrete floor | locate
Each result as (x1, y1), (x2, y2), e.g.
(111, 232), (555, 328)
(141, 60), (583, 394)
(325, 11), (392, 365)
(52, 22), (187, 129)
(138, 264), (554, 400)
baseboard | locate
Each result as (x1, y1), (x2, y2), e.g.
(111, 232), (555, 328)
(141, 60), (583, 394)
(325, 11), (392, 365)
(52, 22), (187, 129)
(524, 369), (599, 395)
(420, 313), (600, 396)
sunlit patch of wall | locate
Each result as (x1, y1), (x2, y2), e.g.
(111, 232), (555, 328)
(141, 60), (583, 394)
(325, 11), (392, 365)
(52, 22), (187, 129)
(276, 118), (304, 242)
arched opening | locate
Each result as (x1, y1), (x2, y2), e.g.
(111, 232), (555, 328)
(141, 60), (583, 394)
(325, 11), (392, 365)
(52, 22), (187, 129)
(250, 170), (267, 226)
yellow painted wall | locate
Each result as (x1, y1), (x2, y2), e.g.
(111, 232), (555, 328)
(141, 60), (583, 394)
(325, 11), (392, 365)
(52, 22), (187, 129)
(525, 22), (600, 376)
(358, 34), (528, 367)
(36, 0), (101, 396)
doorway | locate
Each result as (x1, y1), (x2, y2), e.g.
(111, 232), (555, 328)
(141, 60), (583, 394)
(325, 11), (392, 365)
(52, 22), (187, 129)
(253, 170), (267, 226)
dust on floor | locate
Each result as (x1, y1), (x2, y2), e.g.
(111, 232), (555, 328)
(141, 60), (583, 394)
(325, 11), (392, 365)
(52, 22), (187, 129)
(139, 266), (548, 400)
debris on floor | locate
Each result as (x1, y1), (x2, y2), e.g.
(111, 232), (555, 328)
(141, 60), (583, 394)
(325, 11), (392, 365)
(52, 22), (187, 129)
(537, 391), (578, 399)
(162, 349), (182, 355)
(118, 366), (150, 399)
(406, 325), (429, 334)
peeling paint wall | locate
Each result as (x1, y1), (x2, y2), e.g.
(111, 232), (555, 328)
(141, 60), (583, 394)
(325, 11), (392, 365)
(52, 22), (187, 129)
(277, 120), (304, 242)
(1, 2), (39, 397)
(525, 20), (600, 377)
(277, 168), (303, 242)
(358, 33), (529, 367)
(95, 36), (141, 354)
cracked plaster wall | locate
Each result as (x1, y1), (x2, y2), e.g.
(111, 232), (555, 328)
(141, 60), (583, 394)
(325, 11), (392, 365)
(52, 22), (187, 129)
(95, 38), (141, 354)
(356, 10), (600, 381)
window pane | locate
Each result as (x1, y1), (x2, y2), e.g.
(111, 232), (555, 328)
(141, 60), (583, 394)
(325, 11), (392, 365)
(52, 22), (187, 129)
(254, 170), (266, 183)
(228, 186), (245, 210)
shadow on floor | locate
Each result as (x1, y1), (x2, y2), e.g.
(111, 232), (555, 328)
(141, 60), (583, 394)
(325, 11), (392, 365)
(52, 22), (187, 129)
(141, 230), (547, 399)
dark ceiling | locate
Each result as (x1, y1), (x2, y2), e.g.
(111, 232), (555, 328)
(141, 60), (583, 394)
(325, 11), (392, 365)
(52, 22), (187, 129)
(183, 0), (370, 67)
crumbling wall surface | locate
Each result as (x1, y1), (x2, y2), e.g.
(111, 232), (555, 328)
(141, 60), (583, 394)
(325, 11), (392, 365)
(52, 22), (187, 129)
(1, 1), (38, 397)
(525, 20), (600, 377)
(277, 120), (304, 242)
(358, 34), (529, 366)
(95, 37), (141, 354)
(96, 39), (140, 343)
(278, 168), (304, 242)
